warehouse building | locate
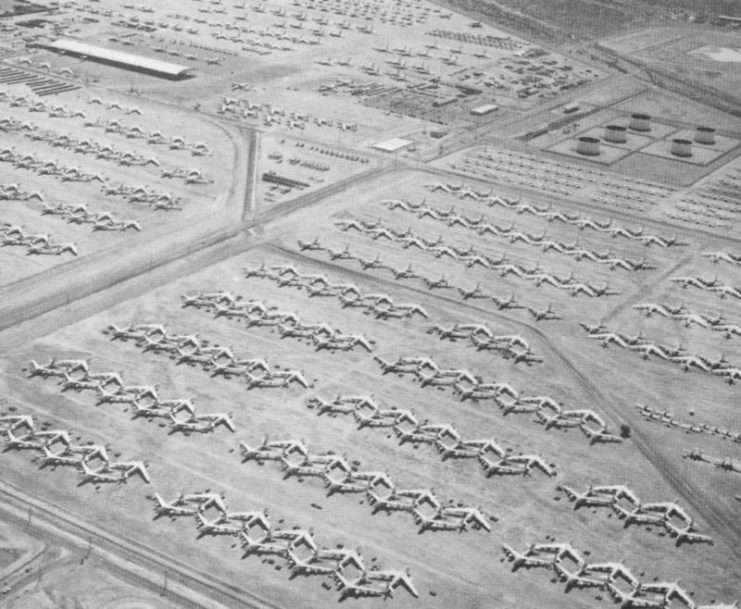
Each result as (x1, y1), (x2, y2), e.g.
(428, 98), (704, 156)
(34, 38), (194, 80)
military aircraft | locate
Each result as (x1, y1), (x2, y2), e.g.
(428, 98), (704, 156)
(559, 484), (616, 509)
(239, 531), (290, 559)
(457, 283), (491, 300)
(709, 284), (741, 300)
(702, 251), (741, 265)
(333, 572), (392, 600)
(168, 414), (214, 435)
(148, 493), (198, 520)
(108, 460), (151, 483)
(585, 561), (639, 588)
(196, 513), (244, 538)
(492, 292), (523, 310)
(77, 461), (123, 486)
(35, 446), (82, 469)
(27, 243), (78, 256)
(3, 428), (45, 452)
(0, 413), (36, 433)
(297, 236), (324, 251)
(501, 543), (552, 571)
(360, 568), (419, 598)
(26, 359), (66, 379)
(527, 305), (561, 322)
(218, 509), (271, 531)
(637, 580), (694, 609)
(508, 348), (544, 366)
(442, 506), (493, 532)
(285, 549), (338, 578)
(670, 275), (719, 290)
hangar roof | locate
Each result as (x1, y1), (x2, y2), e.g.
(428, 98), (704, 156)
(44, 38), (193, 78)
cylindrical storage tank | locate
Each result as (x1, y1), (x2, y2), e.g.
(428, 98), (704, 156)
(695, 126), (716, 145)
(604, 124), (627, 143)
(576, 136), (601, 156)
(629, 113), (651, 132)
(671, 138), (692, 158)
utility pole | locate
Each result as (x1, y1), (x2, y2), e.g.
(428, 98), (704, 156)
(160, 570), (168, 596)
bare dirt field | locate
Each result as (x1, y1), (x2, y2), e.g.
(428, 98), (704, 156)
(1, 1), (741, 609)
(3, 556), (181, 609)
(2, 166), (741, 608)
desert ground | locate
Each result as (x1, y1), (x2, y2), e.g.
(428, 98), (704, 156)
(1, 1), (740, 609)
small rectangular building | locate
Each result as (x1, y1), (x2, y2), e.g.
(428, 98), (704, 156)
(34, 38), (194, 80)
(373, 138), (413, 153)
(433, 96), (458, 108)
(470, 103), (499, 116)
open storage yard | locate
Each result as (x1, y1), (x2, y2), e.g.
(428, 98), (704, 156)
(1, 1), (740, 609)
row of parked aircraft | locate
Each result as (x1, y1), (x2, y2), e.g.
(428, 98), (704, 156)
(23, 123), (165, 171)
(633, 302), (741, 339)
(102, 322), (313, 390)
(26, 357), (237, 435)
(0, 146), (106, 184)
(11, 58), (74, 77)
(530, 395), (622, 445)
(306, 395), (556, 478)
(0, 90), (85, 119)
(1, 410), (150, 487)
(312, 226), (620, 298)
(1, 85), (210, 157)
(501, 541), (730, 609)
(373, 355), (622, 445)
(1, 116), (186, 210)
(0, 223), (78, 256)
(302, 235), (561, 312)
(557, 483), (713, 546)
(683, 449), (741, 474)
(87, 96), (144, 117)
(582, 323), (741, 384)
(161, 167), (214, 184)
(149, 489), (418, 600)
(101, 182), (183, 210)
(85, 117), (212, 156)
(153, 40), (232, 62)
(421, 183), (688, 248)
(243, 262), (430, 320)
(381, 199), (657, 271)
(182, 289), (375, 353)
(239, 436), (494, 533)
(217, 95), (358, 132)
(0, 180), (43, 201)
(635, 403), (741, 443)
(41, 203), (142, 233)
(428, 323), (543, 365)
(702, 251), (741, 267)
(670, 275), (741, 301)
